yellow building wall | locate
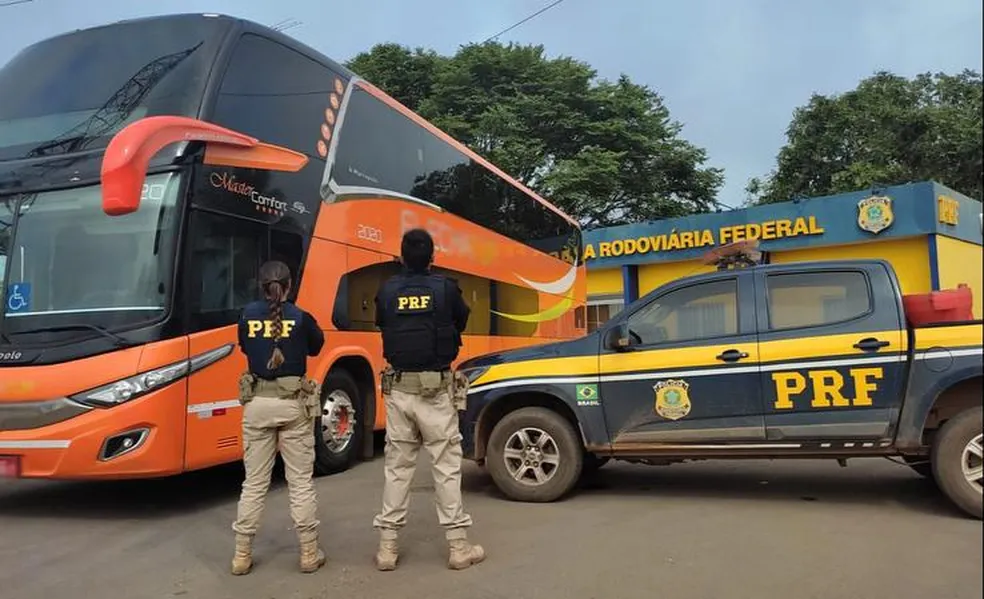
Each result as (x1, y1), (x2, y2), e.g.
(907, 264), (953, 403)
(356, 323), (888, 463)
(936, 236), (984, 319)
(638, 260), (718, 297)
(771, 237), (933, 297)
(591, 236), (939, 309)
(587, 267), (623, 298)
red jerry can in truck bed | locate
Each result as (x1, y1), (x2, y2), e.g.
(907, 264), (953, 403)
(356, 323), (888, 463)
(902, 284), (975, 326)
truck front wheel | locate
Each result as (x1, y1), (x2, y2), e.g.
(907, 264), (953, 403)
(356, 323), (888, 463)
(485, 407), (583, 503)
(931, 406), (983, 519)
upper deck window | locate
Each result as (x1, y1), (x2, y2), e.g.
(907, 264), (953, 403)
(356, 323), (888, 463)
(0, 16), (226, 161)
(329, 86), (582, 265)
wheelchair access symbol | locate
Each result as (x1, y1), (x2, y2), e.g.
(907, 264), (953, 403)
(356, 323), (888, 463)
(5, 283), (31, 314)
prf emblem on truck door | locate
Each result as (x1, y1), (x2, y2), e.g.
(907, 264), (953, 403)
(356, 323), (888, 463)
(857, 195), (894, 234)
(654, 379), (692, 420)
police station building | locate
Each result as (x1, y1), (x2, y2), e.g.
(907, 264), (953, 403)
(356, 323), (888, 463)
(582, 181), (983, 332)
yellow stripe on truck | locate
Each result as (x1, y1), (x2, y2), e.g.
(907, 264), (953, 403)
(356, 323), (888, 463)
(913, 323), (983, 351)
(758, 330), (905, 363)
(471, 329), (932, 389)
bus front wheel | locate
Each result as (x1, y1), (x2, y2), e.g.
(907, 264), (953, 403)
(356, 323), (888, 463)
(314, 370), (364, 475)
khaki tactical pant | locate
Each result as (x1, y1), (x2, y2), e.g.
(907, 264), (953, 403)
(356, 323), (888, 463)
(373, 371), (473, 540)
(232, 379), (320, 540)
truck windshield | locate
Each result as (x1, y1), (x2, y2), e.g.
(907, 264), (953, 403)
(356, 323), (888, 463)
(1, 172), (183, 339)
(0, 15), (223, 161)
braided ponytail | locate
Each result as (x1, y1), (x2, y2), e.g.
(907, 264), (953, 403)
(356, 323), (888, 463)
(258, 261), (292, 371)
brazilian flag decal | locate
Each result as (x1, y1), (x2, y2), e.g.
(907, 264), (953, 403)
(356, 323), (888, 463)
(575, 384), (599, 404)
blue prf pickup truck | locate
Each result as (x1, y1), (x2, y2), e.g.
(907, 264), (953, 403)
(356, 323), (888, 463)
(457, 259), (983, 519)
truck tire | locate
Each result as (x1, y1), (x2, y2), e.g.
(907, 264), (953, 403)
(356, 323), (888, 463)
(931, 406), (983, 519)
(486, 407), (583, 502)
(313, 370), (363, 476)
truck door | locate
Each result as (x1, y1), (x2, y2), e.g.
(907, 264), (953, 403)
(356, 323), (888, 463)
(598, 271), (766, 445)
(754, 265), (906, 442)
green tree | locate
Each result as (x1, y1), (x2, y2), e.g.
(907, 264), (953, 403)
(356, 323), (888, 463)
(345, 42), (724, 227)
(747, 69), (983, 205)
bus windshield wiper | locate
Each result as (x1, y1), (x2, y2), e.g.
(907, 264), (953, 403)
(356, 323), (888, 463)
(18, 324), (134, 347)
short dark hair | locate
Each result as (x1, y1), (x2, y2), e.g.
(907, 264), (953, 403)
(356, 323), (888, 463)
(401, 228), (434, 272)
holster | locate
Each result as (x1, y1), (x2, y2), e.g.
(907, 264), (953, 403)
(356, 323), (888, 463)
(450, 369), (469, 411)
(380, 367), (395, 397)
(279, 376), (321, 419)
(237, 372), (257, 405)
(299, 377), (322, 419)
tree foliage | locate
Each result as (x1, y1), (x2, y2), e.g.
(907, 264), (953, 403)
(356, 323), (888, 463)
(747, 70), (983, 205)
(346, 42), (724, 227)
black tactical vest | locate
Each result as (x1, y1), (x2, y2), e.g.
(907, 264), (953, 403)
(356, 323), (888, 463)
(239, 300), (311, 379)
(379, 273), (458, 372)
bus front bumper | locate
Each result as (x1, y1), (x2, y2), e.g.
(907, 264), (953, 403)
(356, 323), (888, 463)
(0, 385), (187, 480)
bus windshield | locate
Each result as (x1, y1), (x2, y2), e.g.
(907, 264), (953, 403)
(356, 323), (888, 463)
(0, 15), (225, 161)
(1, 172), (183, 338)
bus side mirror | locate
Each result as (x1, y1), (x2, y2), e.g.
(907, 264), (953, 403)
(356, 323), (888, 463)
(100, 115), (308, 216)
(604, 322), (633, 351)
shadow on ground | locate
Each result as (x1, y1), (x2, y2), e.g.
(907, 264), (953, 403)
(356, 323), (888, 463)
(460, 457), (974, 521)
(0, 461), (252, 519)
(0, 433), (392, 520)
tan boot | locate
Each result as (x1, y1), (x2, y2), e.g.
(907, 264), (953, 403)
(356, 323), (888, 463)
(298, 533), (327, 574)
(375, 537), (399, 571)
(231, 533), (253, 575)
(447, 538), (485, 570)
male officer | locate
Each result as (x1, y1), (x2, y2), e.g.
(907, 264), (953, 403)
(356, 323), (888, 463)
(231, 260), (327, 576)
(371, 228), (485, 571)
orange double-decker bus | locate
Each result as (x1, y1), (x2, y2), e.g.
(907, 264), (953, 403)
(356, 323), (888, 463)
(0, 13), (585, 480)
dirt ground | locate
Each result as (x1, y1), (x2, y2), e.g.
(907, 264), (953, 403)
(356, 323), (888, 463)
(0, 453), (981, 599)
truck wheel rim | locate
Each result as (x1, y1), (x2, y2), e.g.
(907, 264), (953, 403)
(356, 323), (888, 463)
(322, 390), (356, 454)
(502, 427), (560, 486)
(962, 433), (983, 493)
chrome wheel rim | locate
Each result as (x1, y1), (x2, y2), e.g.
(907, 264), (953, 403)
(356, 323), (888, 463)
(961, 433), (983, 493)
(321, 390), (356, 453)
(502, 427), (560, 486)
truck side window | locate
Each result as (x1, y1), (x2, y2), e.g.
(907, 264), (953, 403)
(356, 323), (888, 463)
(627, 279), (738, 344)
(766, 271), (871, 330)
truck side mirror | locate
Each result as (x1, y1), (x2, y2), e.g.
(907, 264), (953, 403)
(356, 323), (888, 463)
(604, 322), (634, 351)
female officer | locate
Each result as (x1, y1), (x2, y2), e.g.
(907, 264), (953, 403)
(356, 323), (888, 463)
(229, 260), (326, 575)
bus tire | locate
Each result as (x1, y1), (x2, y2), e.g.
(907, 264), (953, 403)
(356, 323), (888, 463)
(485, 407), (583, 503)
(313, 370), (363, 476)
(931, 406), (983, 519)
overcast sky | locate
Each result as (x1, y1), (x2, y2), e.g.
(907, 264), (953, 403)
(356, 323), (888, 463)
(2, 0), (981, 207)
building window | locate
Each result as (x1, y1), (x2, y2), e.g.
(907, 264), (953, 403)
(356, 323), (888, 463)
(587, 297), (624, 333)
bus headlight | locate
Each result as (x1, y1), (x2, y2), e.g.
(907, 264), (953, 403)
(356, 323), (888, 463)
(72, 344), (234, 407)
